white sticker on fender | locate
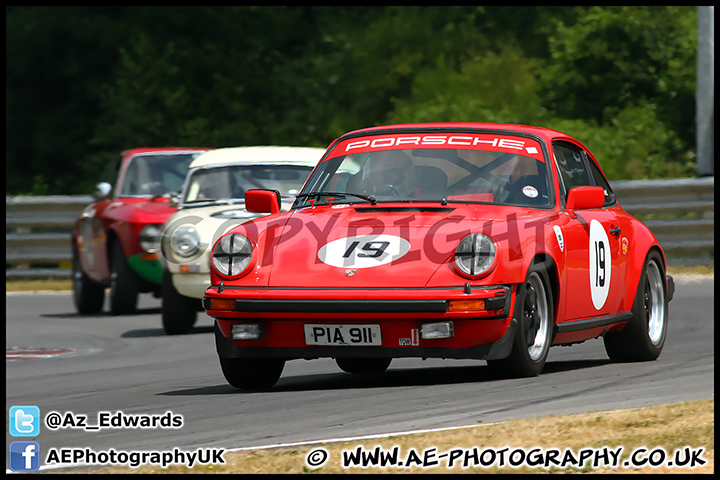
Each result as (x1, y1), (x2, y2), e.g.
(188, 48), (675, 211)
(553, 225), (564, 252)
(589, 219), (611, 310)
(318, 234), (411, 269)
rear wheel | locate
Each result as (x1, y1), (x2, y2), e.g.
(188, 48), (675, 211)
(336, 357), (392, 374)
(109, 241), (139, 315)
(161, 268), (199, 335)
(72, 247), (105, 314)
(219, 357), (285, 390)
(604, 251), (667, 362)
(487, 263), (553, 378)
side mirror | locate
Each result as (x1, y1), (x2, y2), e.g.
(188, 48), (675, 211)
(566, 186), (605, 218)
(245, 189), (281, 214)
(169, 191), (181, 208)
(94, 182), (112, 200)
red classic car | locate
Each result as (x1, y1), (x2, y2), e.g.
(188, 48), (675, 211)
(72, 147), (210, 315)
(203, 123), (674, 389)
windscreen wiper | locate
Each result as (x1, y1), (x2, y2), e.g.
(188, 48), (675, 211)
(296, 191), (377, 205)
(182, 198), (244, 207)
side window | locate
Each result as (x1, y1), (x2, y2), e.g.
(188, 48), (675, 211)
(121, 157), (142, 195)
(584, 154), (616, 207)
(553, 143), (591, 199)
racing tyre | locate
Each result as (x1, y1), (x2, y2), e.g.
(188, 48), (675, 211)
(335, 357), (392, 374)
(487, 263), (553, 378)
(161, 268), (199, 335)
(604, 251), (667, 362)
(109, 241), (139, 315)
(72, 247), (105, 314)
(219, 357), (285, 390)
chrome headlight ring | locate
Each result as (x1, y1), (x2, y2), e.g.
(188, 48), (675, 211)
(454, 233), (497, 277)
(211, 234), (254, 278)
(139, 224), (164, 254)
(170, 225), (201, 257)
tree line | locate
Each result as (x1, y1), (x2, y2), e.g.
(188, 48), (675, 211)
(6, 6), (698, 195)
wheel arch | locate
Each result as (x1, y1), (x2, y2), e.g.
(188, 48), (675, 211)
(105, 227), (124, 260)
(625, 243), (667, 312)
(529, 253), (560, 341)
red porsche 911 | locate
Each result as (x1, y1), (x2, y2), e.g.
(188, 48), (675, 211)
(203, 123), (674, 389)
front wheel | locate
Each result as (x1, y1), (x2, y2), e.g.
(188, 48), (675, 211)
(161, 269), (199, 335)
(604, 251), (667, 362)
(487, 263), (554, 378)
(336, 357), (392, 374)
(219, 357), (285, 390)
(109, 241), (139, 315)
(72, 247), (105, 314)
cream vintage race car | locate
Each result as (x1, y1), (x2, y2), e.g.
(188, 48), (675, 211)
(159, 146), (324, 334)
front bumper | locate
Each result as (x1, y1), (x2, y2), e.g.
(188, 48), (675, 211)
(214, 317), (518, 361)
(127, 253), (163, 285)
(204, 284), (517, 361)
(666, 275), (675, 302)
(171, 271), (210, 299)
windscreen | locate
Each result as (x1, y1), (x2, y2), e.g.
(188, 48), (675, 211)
(297, 132), (551, 207)
(120, 153), (201, 197)
(183, 164), (314, 204)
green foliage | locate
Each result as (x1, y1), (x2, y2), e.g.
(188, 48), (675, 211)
(543, 102), (696, 181)
(5, 6), (701, 195)
(539, 6), (697, 146)
(314, 6), (492, 136)
(6, 6), (126, 195)
(387, 46), (548, 125)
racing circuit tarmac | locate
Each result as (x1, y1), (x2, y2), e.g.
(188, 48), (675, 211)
(5, 275), (714, 470)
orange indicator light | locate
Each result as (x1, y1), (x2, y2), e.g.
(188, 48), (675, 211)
(209, 299), (236, 311)
(448, 299), (486, 312)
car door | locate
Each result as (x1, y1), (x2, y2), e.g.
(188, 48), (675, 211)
(554, 142), (622, 320)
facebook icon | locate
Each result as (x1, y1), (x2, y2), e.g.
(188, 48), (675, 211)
(9, 441), (41, 472)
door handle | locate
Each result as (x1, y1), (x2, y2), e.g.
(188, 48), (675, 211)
(609, 226), (621, 236)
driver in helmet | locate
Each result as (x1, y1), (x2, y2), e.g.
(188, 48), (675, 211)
(361, 150), (418, 198)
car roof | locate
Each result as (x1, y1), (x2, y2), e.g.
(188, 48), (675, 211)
(340, 122), (575, 144)
(122, 147), (210, 157)
(189, 146), (326, 169)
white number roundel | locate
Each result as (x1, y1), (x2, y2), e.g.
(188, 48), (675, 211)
(588, 219), (611, 310)
(318, 235), (411, 269)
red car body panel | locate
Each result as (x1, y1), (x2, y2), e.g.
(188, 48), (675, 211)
(204, 123), (670, 367)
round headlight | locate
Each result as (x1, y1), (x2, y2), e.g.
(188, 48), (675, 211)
(212, 234), (253, 277)
(454, 233), (496, 277)
(170, 225), (200, 257)
(139, 224), (163, 253)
